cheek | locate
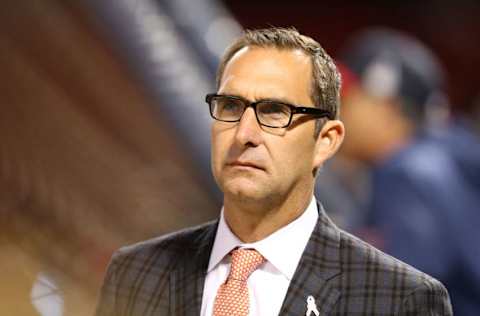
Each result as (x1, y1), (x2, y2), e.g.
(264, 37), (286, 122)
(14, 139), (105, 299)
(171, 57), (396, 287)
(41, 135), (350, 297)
(211, 136), (224, 167)
(211, 126), (233, 170)
(270, 134), (315, 174)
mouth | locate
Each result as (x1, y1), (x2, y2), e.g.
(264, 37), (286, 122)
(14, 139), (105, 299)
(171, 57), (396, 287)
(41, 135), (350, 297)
(227, 161), (265, 171)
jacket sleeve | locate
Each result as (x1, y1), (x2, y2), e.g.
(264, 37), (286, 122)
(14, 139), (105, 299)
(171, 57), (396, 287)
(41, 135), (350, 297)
(398, 278), (453, 316)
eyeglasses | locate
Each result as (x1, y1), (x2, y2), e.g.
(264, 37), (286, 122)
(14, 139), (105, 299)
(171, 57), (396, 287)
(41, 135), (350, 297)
(206, 94), (333, 128)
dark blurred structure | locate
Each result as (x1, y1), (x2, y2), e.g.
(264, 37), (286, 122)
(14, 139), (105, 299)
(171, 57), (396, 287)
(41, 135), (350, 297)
(0, 0), (221, 314)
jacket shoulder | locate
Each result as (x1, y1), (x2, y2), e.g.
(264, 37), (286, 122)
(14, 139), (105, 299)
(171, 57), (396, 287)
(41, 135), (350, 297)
(335, 229), (452, 315)
(95, 221), (217, 316)
(339, 229), (439, 287)
(112, 220), (217, 265)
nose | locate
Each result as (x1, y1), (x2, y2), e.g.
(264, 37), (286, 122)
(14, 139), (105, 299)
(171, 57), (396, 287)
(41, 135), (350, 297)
(234, 107), (263, 147)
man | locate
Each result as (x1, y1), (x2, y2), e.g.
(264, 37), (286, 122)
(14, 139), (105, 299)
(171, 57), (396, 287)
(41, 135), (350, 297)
(95, 27), (452, 316)
(331, 28), (480, 315)
(315, 27), (450, 231)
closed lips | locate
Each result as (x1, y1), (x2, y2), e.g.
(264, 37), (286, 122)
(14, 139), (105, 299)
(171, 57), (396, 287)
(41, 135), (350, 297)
(228, 161), (264, 170)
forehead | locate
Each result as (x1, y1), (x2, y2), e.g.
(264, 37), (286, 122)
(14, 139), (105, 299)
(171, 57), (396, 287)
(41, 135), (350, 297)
(219, 46), (313, 105)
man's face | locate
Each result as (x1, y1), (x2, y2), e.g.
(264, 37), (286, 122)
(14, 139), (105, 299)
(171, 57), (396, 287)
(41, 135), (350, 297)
(211, 47), (320, 202)
(340, 86), (406, 163)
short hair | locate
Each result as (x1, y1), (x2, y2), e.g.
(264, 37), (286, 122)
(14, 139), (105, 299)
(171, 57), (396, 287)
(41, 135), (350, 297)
(216, 27), (341, 133)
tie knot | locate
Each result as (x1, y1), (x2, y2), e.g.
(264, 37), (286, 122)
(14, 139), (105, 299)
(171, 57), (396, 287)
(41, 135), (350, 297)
(229, 248), (265, 282)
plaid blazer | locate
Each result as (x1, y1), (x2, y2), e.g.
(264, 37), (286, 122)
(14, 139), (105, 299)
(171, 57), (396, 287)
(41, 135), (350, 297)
(95, 205), (452, 316)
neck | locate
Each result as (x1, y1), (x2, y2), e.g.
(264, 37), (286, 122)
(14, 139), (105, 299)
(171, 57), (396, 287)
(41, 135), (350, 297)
(223, 185), (314, 243)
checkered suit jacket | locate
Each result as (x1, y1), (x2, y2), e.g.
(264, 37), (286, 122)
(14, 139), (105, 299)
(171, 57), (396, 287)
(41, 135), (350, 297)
(95, 205), (452, 315)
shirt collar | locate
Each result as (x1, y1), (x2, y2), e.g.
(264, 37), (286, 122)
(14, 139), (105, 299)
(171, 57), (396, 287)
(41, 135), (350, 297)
(207, 197), (319, 280)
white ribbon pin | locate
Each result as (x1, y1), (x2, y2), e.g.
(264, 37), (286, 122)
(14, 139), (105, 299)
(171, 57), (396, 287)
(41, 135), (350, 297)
(306, 295), (319, 316)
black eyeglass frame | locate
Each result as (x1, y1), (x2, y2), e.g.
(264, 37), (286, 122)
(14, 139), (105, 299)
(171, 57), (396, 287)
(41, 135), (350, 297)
(205, 93), (334, 128)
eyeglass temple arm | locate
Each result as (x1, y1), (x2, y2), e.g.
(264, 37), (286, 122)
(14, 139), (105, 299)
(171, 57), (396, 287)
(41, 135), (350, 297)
(293, 107), (334, 120)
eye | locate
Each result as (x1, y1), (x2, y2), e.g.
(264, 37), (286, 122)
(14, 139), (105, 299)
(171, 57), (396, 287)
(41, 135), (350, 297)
(258, 102), (289, 116)
(212, 96), (245, 120)
(222, 100), (240, 112)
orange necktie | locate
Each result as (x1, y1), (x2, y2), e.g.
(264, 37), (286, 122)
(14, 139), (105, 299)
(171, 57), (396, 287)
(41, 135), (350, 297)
(213, 248), (265, 316)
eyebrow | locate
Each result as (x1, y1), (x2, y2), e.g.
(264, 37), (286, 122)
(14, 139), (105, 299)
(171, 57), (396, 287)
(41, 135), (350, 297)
(260, 96), (297, 104)
(224, 94), (302, 106)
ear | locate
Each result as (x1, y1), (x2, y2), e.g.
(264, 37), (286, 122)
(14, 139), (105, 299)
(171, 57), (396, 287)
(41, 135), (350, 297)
(313, 120), (345, 170)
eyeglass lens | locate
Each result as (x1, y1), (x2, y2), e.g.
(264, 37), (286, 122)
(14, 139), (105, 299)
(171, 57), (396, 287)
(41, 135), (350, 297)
(210, 96), (291, 127)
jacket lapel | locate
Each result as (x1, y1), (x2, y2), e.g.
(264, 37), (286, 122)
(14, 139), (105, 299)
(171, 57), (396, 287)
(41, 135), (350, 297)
(171, 221), (218, 316)
(279, 204), (342, 316)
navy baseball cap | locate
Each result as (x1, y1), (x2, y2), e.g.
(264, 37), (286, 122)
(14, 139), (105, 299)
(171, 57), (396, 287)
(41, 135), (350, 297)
(339, 28), (448, 124)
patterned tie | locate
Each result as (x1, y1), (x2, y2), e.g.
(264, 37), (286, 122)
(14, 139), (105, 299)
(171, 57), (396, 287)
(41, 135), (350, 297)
(213, 248), (265, 316)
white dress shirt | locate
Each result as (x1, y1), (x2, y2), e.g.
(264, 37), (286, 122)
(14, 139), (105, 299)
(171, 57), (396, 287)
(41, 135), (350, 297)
(200, 197), (319, 316)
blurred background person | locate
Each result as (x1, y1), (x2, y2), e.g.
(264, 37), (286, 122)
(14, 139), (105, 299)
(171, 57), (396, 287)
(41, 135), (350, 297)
(328, 27), (480, 316)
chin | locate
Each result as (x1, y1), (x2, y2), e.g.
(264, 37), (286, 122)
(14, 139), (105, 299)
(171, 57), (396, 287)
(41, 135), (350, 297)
(221, 177), (268, 201)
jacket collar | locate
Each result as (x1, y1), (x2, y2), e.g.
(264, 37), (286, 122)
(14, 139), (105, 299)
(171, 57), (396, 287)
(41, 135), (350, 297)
(171, 221), (218, 316)
(172, 202), (342, 315)
(278, 203), (342, 315)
